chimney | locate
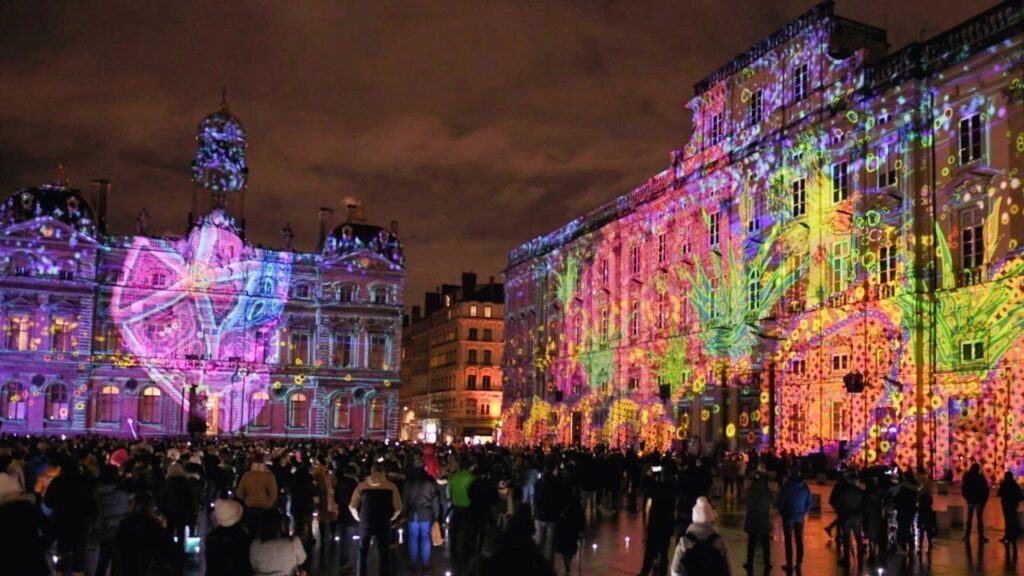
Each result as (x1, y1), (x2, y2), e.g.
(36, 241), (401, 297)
(390, 220), (399, 235)
(90, 179), (110, 234)
(424, 292), (442, 317)
(343, 197), (366, 223)
(461, 272), (477, 300)
(317, 207), (334, 252)
(412, 305), (421, 322)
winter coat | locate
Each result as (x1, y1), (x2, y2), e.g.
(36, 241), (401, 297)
(350, 474), (402, 529)
(113, 512), (178, 576)
(161, 475), (199, 527)
(249, 536), (306, 576)
(0, 497), (55, 576)
(94, 482), (131, 542)
(403, 471), (442, 522)
(863, 489), (887, 544)
(670, 521), (732, 576)
(830, 479), (865, 526)
(205, 523), (253, 576)
(743, 481), (773, 535)
(533, 473), (567, 522)
(554, 498), (585, 556)
(998, 477), (1023, 515)
(962, 469), (990, 505)
(237, 467), (278, 510)
(289, 468), (316, 517)
(312, 466), (337, 523)
(334, 473), (360, 526)
(776, 477), (812, 523)
(44, 472), (97, 539)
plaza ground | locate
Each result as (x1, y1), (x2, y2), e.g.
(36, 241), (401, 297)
(171, 481), (1023, 576)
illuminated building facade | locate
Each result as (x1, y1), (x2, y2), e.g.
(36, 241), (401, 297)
(0, 102), (405, 439)
(400, 273), (504, 444)
(502, 0), (1024, 480)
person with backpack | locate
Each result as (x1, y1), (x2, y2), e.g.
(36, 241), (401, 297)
(742, 471), (773, 574)
(776, 469), (812, 572)
(670, 496), (732, 576)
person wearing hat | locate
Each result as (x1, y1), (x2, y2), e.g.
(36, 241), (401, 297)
(160, 461), (200, 560)
(0, 472), (54, 576)
(670, 496), (731, 576)
(205, 498), (253, 576)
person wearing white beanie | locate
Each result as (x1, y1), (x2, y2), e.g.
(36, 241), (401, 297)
(670, 496), (732, 576)
(206, 499), (252, 576)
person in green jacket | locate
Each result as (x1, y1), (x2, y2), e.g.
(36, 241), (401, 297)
(448, 457), (477, 567)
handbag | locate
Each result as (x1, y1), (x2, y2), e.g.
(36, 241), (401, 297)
(431, 521), (445, 547)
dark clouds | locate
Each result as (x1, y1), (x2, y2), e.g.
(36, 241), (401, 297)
(0, 0), (995, 304)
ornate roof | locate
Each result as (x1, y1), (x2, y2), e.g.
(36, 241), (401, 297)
(0, 184), (97, 235)
(326, 222), (404, 267)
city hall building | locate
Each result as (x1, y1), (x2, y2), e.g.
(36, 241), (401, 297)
(0, 101), (405, 439)
(501, 0), (1024, 480)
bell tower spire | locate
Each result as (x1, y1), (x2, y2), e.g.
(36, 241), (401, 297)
(189, 94), (248, 235)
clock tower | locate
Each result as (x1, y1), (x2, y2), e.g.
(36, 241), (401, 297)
(189, 92), (248, 234)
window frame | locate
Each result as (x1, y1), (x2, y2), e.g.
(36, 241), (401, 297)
(139, 386), (163, 424)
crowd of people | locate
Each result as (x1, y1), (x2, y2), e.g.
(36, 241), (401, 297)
(0, 434), (1022, 576)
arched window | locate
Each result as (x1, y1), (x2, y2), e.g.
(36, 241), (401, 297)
(368, 396), (386, 430)
(2, 382), (27, 420)
(97, 385), (120, 423)
(139, 386), (162, 424)
(338, 284), (356, 303)
(45, 383), (69, 421)
(370, 286), (389, 305)
(250, 391), (270, 427)
(288, 392), (308, 428)
(332, 396), (351, 429)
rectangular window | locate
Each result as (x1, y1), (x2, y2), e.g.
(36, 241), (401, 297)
(630, 245), (641, 275)
(51, 317), (72, 353)
(709, 113), (723, 145)
(831, 354), (849, 371)
(794, 63), (809, 102)
(290, 331), (310, 365)
(295, 284), (310, 299)
(961, 340), (985, 362)
(878, 244), (897, 284)
(152, 273), (167, 287)
(656, 291), (667, 330)
(628, 377), (639, 391)
(831, 241), (850, 294)
(465, 400), (477, 417)
(8, 317), (30, 351)
(747, 270), (761, 312)
(467, 375), (477, 390)
(630, 300), (639, 339)
(600, 259), (609, 285)
(961, 207), (985, 270)
(468, 349), (478, 364)
(338, 285), (355, 302)
(468, 328), (478, 341)
(830, 401), (847, 441)
(469, 305), (478, 317)
(746, 194), (761, 233)
(792, 178), (806, 217)
(484, 306), (492, 318)
(748, 89), (764, 125)
(369, 334), (389, 369)
(877, 144), (899, 188)
(483, 350), (492, 365)
(831, 161), (849, 203)
(600, 308), (609, 342)
(657, 233), (667, 264)
(332, 332), (353, 367)
(709, 281), (718, 319)
(482, 375), (492, 390)
(959, 114), (983, 164)
(709, 212), (720, 247)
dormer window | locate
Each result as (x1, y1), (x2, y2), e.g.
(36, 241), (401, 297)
(294, 284), (311, 299)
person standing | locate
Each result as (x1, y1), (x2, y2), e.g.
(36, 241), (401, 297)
(893, 470), (919, 554)
(403, 459), (442, 575)
(334, 462), (362, 572)
(289, 463), (316, 562)
(554, 492), (586, 576)
(998, 471), (1023, 545)
(638, 463), (678, 576)
(533, 461), (567, 563)
(94, 465), (131, 576)
(742, 472), (772, 574)
(776, 469), (812, 572)
(312, 460), (338, 550)
(249, 508), (306, 576)
(237, 460), (279, 532)
(205, 498), (253, 576)
(836, 472), (865, 567)
(349, 463), (402, 576)
(448, 457), (477, 566)
(670, 497), (731, 576)
(45, 455), (97, 576)
(114, 492), (178, 576)
(160, 462), (199, 559)
(962, 463), (991, 545)
(721, 455), (740, 501)
(0, 472), (54, 576)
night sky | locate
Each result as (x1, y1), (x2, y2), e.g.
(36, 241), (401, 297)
(0, 0), (995, 305)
